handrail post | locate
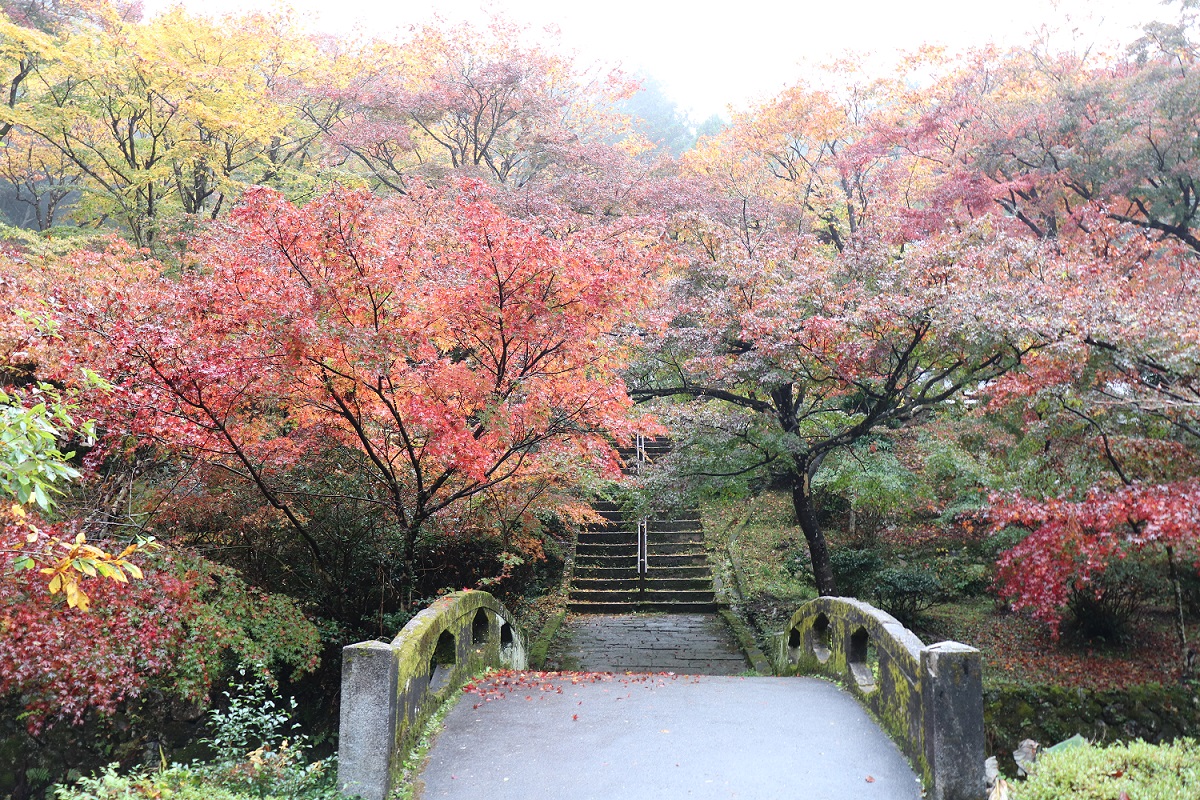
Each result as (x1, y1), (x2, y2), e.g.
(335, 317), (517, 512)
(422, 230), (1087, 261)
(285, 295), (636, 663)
(338, 641), (399, 800)
(921, 642), (986, 800)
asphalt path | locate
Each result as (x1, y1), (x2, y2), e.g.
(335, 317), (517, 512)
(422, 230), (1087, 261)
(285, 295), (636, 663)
(415, 673), (923, 800)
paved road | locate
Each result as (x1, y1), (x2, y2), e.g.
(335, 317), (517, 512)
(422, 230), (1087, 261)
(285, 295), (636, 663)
(415, 673), (923, 800)
(543, 614), (751, 674)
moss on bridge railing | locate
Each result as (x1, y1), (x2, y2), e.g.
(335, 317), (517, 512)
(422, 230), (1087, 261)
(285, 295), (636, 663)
(776, 597), (986, 800)
(337, 590), (526, 800)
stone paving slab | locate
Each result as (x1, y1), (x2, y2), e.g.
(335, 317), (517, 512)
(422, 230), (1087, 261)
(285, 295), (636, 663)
(415, 674), (923, 800)
(543, 613), (751, 674)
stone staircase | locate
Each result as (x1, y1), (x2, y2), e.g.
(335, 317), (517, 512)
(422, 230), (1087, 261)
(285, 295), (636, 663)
(567, 439), (718, 613)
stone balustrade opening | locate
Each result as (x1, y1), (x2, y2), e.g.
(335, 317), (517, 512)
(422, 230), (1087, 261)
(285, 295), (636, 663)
(337, 590), (527, 800)
(777, 596), (986, 800)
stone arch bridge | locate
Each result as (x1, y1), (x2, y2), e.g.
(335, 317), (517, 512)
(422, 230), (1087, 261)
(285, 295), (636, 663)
(336, 590), (986, 800)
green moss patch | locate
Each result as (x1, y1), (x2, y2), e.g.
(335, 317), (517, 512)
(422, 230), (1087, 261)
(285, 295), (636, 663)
(985, 683), (1200, 765)
(1013, 738), (1200, 800)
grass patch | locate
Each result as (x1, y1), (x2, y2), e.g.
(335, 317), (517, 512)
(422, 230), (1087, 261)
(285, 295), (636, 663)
(703, 493), (816, 638)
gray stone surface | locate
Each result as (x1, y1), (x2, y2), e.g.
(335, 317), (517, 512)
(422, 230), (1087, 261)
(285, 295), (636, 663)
(336, 592), (530, 800)
(543, 613), (751, 674)
(921, 642), (987, 800)
(415, 674), (923, 800)
(337, 642), (398, 800)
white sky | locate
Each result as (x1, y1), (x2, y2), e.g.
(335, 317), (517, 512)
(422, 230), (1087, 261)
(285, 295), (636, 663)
(146, 0), (1176, 119)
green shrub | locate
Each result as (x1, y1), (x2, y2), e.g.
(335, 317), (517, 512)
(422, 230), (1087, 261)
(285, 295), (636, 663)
(1179, 567), (1200, 616)
(1013, 738), (1200, 800)
(52, 755), (338, 800)
(53, 665), (338, 800)
(873, 566), (940, 623)
(811, 440), (921, 529)
(932, 557), (991, 600)
(984, 683), (1200, 761)
(980, 525), (1030, 560)
(781, 544), (811, 580)
(828, 548), (883, 598)
(197, 664), (336, 800)
(54, 764), (257, 800)
(1065, 556), (1162, 645)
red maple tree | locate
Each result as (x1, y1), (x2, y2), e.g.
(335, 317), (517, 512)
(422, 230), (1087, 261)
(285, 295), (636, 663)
(54, 180), (657, 603)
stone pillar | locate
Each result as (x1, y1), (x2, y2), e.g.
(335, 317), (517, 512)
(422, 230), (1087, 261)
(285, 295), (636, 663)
(337, 641), (398, 800)
(921, 641), (986, 800)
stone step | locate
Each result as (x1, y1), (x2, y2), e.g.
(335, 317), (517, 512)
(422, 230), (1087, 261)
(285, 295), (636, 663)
(585, 519), (700, 532)
(575, 554), (708, 571)
(571, 485), (712, 616)
(576, 544), (638, 557)
(566, 601), (636, 613)
(576, 555), (639, 567)
(574, 565), (713, 580)
(571, 551), (638, 563)
(645, 566), (714, 580)
(577, 531), (633, 544)
(576, 544), (705, 556)
(571, 573), (713, 588)
(618, 454), (671, 462)
(646, 542), (708, 556)
(584, 523), (631, 534)
(575, 540), (706, 554)
(619, 442), (671, 450)
(571, 577), (714, 591)
(583, 505), (698, 522)
(569, 589), (717, 604)
(644, 553), (709, 567)
(647, 520), (704, 533)
(578, 531), (704, 545)
(567, 600), (719, 614)
(577, 538), (637, 547)
(572, 565), (636, 577)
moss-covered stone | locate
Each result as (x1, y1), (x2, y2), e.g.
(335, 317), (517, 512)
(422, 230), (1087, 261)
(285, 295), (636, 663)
(717, 608), (773, 674)
(338, 590), (526, 800)
(527, 609), (566, 669)
(984, 683), (1200, 770)
(774, 596), (986, 799)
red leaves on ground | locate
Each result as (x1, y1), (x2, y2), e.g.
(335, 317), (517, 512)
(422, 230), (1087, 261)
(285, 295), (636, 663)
(461, 669), (683, 706)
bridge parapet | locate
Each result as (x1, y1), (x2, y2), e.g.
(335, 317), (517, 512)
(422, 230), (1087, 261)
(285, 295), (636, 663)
(337, 590), (526, 800)
(777, 597), (985, 800)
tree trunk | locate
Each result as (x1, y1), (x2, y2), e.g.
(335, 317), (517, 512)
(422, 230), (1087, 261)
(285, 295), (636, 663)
(792, 472), (838, 596)
(401, 524), (418, 612)
(1166, 546), (1194, 680)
